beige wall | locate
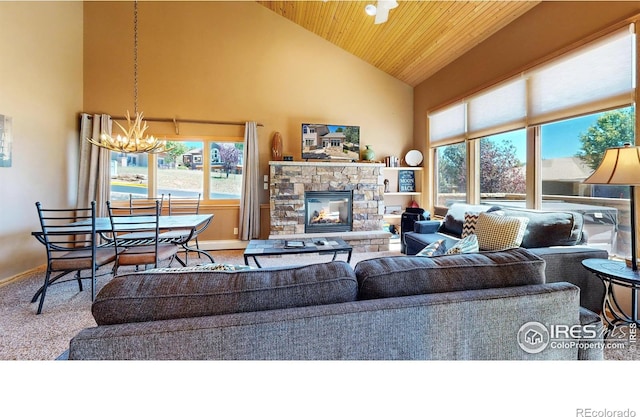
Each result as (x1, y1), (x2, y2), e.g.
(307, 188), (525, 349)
(83, 1), (414, 242)
(0, 2), (84, 282)
(414, 1), (640, 207)
(5, 1), (637, 280)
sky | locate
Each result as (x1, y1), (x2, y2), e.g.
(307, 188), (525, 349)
(540, 113), (600, 160)
(492, 112), (608, 162)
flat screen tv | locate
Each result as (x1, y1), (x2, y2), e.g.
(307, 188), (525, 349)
(301, 123), (360, 161)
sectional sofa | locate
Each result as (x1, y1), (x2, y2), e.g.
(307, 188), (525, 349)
(66, 248), (603, 360)
(403, 203), (609, 314)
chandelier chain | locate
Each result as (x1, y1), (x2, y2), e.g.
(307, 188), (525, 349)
(133, 0), (138, 114)
(86, 0), (170, 153)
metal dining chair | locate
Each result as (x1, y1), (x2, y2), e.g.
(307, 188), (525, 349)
(129, 193), (165, 214)
(105, 194), (166, 242)
(106, 200), (179, 276)
(32, 201), (120, 314)
(160, 193), (203, 263)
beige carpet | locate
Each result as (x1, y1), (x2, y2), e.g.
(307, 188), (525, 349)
(0, 247), (637, 360)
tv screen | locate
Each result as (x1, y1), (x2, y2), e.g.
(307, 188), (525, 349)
(301, 123), (360, 161)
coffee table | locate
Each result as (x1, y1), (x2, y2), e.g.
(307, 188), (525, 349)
(243, 238), (353, 268)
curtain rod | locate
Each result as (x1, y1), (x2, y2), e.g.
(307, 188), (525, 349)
(85, 113), (263, 134)
(114, 116), (264, 127)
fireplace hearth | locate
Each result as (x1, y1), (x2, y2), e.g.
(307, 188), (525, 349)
(305, 191), (352, 233)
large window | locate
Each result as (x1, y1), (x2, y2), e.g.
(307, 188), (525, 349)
(429, 25), (636, 259)
(540, 106), (635, 256)
(109, 136), (244, 202)
(435, 142), (466, 207)
(479, 129), (527, 203)
(209, 141), (243, 199)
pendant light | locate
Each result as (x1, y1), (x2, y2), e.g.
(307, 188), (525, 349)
(88, 0), (169, 154)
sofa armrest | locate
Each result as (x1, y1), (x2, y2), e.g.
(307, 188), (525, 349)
(578, 306), (604, 360)
(528, 246), (608, 314)
(413, 220), (442, 234)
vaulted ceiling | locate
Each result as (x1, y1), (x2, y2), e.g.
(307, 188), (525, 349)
(257, 1), (541, 86)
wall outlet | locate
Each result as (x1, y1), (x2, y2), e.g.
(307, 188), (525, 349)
(264, 182), (268, 190)
(233, 227), (238, 235)
(264, 174), (269, 182)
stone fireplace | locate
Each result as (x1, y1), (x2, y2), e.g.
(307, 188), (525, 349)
(269, 161), (390, 252)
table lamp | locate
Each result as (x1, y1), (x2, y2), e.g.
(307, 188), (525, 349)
(583, 143), (640, 271)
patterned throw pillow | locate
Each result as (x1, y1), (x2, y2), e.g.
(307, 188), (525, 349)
(445, 234), (479, 255)
(462, 212), (480, 238)
(416, 239), (447, 257)
(144, 263), (252, 273)
(475, 212), (529, 251)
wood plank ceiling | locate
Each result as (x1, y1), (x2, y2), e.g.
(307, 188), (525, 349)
(257, 1), (540, 87)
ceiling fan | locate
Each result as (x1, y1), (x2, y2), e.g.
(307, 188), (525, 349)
(365, 1), (399, 25)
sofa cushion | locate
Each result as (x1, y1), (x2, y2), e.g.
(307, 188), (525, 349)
(355, 247), (545, 300)
(475, 212), (529, 251)
(92, 261), (358, 325)
(498, 208), (584, 248)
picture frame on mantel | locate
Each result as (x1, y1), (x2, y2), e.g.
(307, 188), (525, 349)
(301, 123), (360, 162)
(0, 115), (13, 168)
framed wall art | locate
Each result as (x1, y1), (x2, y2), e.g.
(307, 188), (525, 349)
(301, 123), (360, 161)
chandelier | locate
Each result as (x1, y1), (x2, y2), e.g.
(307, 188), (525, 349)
(88, 1), (169, 154)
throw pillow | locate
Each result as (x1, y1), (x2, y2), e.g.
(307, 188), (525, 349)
(445, 234), (479, 254)
(461, 212), (480, 238)
(145, 263), (252, 272)
(416, 239), (447, 257)
(475, 212), (529, 251)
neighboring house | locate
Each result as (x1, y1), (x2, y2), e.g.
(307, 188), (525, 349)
(541, 157), (593, 196)
(320, 131), (346, 148)
(302, 124), (330, 148)
(111, 151), (149, 168)
(182, 148), (203, 170)
(182, 144), (243, 174)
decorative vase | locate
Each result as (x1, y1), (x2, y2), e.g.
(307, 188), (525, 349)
(362, 145), (375, 161)
(272, 132), (283, 161)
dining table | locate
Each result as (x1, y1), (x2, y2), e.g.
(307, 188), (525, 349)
(32, 213), (215, 265)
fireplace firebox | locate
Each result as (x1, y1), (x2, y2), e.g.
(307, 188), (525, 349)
(305, 191), (353, 233)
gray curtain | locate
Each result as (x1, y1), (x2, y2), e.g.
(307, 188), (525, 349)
(77, 113), (111, 216)
(239, 121), (260, 240)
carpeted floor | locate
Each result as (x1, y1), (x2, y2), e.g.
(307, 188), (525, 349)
(1, 247), (638, 360)
(0, 248), (391, 360)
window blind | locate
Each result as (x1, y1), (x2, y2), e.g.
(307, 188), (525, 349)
(428, 24), (635, 146)
(467, 77), (527, 139)
(528, 26), (635, 125)
(429, 102), (465, 144)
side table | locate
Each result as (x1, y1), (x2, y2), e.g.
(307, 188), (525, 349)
(582, 258), (640, 337)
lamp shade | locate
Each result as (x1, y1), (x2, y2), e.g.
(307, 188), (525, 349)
(583, 143), (640, 185)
